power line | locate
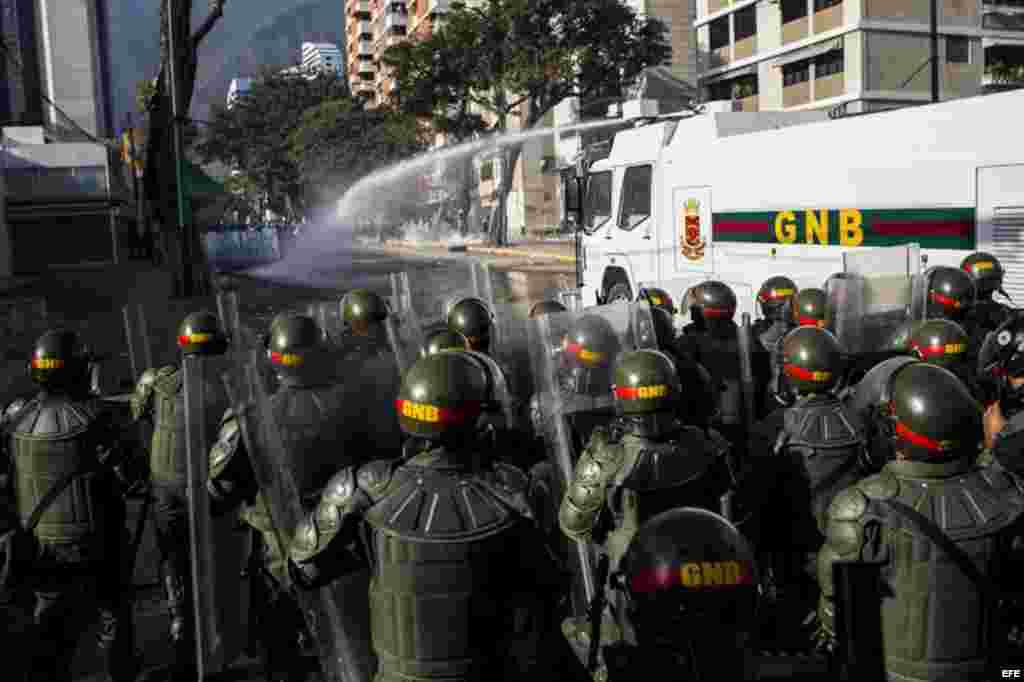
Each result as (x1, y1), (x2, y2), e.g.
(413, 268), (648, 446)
(0, 34), (117, 149)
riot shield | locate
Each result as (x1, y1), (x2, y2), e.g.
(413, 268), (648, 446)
(392, 260), (495, 330)
(122, 303), (153, 381)
(528, 301), (657, 619)
(224, 352), (375, 682)
(384, 273), (426, 376)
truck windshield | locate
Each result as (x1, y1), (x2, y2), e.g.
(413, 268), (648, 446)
(583, 170), (613, 234)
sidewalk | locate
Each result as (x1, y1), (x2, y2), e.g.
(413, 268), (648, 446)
(380, 238), (576, 264)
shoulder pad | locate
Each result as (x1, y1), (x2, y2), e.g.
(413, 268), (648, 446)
(357, 459), (393, 498)
(492, 461), (529, 495)
(2, 398), (28, 426)
(323, 467), (358, 508)
(586, 430), (625, 467)
(829, 487), (868, 522)
(208, 413), (242, 475)
(857, 471), (900, 501)
(137, 368), (160, 389)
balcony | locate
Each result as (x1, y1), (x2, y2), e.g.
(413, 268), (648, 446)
(782, 16), (809, 44)
(814, 2), (844, 33)
(348, 0), (370, 16)
(351, 20), (372, 35)
(983, 10), (1024, 30)
(814, 72), (845, 99)
(783, 80), (811, 107)
(983, 44), (1024, 86)
(386, 12), (408, 29)
(358, 60), (376, 76)
(734, 35), (756, 60)
(707, 0), (730, 14)
(356, 39), (373, 56)
(732, 95), (759, 111)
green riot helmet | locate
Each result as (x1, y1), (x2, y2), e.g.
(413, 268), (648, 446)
(618, 507), (759, 680)
(447, 297), (494, 353)
(961, 252), (1006, 299)
(396, 351), (490, 442)
(638, 287), (678, 316)
(177, 311), (228, 356)
(421, 328), (471, 357)
(780, 326), (845, 395)
(756, 276), (798, 322)
(879, 362), (982, 462)
(562, 314), (622, 396)
(924, 265), (976, 320)
(529, 300), (567, 318)
(265, 314), (329, 383)
(613, 349), (682, 438)
(690, 281), (737, 323)
(341, 288), (389, 337)
(908, 318), (969, 371)
(792, 288), (828, 329)
(30, 329), (88, 389)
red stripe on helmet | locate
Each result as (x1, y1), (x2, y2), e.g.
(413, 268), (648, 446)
(929, 291), (963, 310)
(702, 306), (734, 319)
(895, 420), (954, 453)
(797, 316), (826, 328)
(784, 365), (831, 382)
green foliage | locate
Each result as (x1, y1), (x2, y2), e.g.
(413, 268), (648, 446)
(135, 79), (157, 115)
(986, 61), (1024, 84)
(287, 98), (429, 208)
(194, 68), (350, 217)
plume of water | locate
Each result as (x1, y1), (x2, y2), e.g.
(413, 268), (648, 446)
(248, 116), (627, 287)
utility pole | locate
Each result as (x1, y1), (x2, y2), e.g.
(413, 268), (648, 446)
(167, 0), (191, 296)
(930, 0), (940, 103)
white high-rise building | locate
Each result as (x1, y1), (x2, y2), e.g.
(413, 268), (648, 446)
(226, 78), (252, 109)
(301, 42), (343, 75)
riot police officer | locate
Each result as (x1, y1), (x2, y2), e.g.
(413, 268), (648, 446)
(289, 350), (562, 681)
(982, 314), (1024, 472)
(558, 349), (731, 674)
(530, 300), (568, 318)
(208, 314), (361, 682)
(3, 330), (144, 682)
(792, 288), (828, 329)
(963, 252), (1014, 334)
(636, 286), (677, 317)
(448, 297), (494, 354)
(753, 276), (798, 410)
(421, 328), (472, 357)
(130, 311), (229, 680)
(844, 356), (918, 474)
(339, 288), (391, 358)
(603, 508), (760, 682)
(908, 318), (979, 395)
(677, 280), (769, 449)
(816, 361), (1024, 681)
(766, 327), (867, 621)
(642, 307), (719, 431)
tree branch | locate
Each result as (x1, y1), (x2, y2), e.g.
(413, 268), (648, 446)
(191, 0), (227, 49)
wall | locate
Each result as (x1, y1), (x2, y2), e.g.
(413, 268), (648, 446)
(865, 31), (931, 92)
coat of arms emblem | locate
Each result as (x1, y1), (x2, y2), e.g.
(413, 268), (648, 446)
(681, 198), (705, 261)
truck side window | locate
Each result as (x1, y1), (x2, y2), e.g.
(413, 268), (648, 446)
(618, 164), (652, 232)
(583, 170), (613, 235)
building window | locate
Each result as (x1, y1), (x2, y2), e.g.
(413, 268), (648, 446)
(813, 0), (842, 11)
(583, 170), (613, 234)
(733, 74), (759, 97)
(947, 36), (970, 64)
(709, 16), (730, 50)
(735, 6), (757, 41)
(707, 79), (733, 101)
(815, 49), (844, 77)
(783, 59), (811, 85)
(618, 165), (652, 232)
(781, 0), (808, 23)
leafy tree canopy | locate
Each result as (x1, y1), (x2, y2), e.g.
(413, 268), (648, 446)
(287, 98), (429, 213)
(194, 67), (350, 218)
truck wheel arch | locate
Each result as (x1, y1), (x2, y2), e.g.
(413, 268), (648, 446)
(601, 267), (632, 303)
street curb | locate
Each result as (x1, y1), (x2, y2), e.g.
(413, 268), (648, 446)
(382, 240), (576, 264)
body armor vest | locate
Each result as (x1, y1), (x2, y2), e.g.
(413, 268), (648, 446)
(10, 394), (111, 554)
(604, 429), (722, 570)
(867, 462), (1024, 681)
(692, 327), (743, 425)
(776, 395), (866, 534)
(970, 299), (1012, 335)
(150, 366), (227, 484)
(363, 455), (524, 682)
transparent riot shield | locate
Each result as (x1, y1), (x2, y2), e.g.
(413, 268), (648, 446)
(184, 348), (244, 675)
(223, 353), (375, 682)
(392, 260), (495, 330)
(527, 301), (657, 619)
(830, 274), (916, 383)
(122, 303), (153, 381)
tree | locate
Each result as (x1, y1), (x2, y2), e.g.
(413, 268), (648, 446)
(382, 0), (670, 244)
(287, 98), (429, 220)
(142, 0), (229, 297)
(195, 68), (350, 221)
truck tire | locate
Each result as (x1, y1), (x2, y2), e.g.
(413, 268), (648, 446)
(606, 282), (632, 304)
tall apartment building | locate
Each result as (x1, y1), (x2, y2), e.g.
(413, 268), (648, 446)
(346, 0), (376, 101)
(35, 0), (115, 137)
(625, 0), (699, 84)
(695, 0), (1024, 114)
(301, 41), (343, 75)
